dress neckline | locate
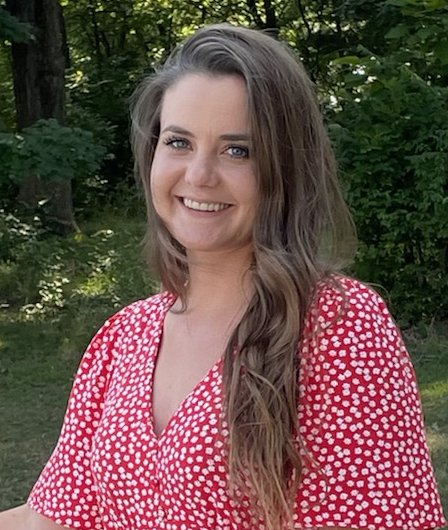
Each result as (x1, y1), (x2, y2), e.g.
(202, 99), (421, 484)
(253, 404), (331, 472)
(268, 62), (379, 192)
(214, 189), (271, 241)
(147, 292), (224, 442)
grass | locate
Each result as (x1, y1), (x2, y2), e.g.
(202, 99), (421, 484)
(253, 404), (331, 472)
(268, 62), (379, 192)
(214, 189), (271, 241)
(0, 318), (76, 506)
(406, 324), (448, 523)
(0, 211), (447, 525)
(0, 209), (156, 508)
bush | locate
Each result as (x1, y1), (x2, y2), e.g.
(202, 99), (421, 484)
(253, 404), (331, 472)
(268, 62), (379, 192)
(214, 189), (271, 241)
(331, 57), (448, 323)
(0, 209), (156, 319)
(0, 118), (107, 184)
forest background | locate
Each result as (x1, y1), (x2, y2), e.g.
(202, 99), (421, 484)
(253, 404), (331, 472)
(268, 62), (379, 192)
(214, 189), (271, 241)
(0, 0), (447, 518)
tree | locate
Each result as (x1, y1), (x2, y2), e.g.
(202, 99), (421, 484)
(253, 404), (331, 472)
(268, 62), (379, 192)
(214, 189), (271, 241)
(4, 0), (77, 232)
(329, 0), (448, 322)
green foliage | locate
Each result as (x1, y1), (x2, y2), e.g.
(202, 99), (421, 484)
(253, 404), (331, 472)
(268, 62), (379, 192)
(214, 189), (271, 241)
(383, 0), (448, 80)
(0, 0), (448, 322)
(0, 118), (107, 184)
(0, 209), (156, 318)
(331, 56), (448, 322)
(0, 6), (32, 43)
(0, 210), (44, 262)
(0, 45), (14, 129)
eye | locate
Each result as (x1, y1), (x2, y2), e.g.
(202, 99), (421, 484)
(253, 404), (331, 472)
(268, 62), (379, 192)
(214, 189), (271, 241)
(163, 136), (190, 150)
(225, 145), (250, 159)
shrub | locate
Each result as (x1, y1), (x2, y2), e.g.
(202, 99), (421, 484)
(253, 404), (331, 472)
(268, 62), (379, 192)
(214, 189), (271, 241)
(331, 57), (448, 323)
(0, 118), (106, 184)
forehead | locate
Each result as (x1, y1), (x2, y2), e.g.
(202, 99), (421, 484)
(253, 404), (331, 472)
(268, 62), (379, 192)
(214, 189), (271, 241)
(159, 74), (250, 132)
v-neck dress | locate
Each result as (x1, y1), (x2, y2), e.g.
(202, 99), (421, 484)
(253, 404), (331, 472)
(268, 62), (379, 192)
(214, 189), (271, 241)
(28, 277), (446, 530)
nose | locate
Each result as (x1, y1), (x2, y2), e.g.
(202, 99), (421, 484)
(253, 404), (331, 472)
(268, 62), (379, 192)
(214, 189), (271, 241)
(184, 152), (219, 187)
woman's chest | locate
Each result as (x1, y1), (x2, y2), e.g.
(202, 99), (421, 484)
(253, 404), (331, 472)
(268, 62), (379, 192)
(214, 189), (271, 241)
(89, 336), (238, 529)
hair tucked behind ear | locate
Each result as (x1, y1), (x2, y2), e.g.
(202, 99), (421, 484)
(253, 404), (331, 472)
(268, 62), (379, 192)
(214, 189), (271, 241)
(130, 24), (356, 530)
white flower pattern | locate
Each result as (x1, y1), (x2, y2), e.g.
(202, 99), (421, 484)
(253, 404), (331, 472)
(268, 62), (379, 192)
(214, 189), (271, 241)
(28, 277), (446, 530)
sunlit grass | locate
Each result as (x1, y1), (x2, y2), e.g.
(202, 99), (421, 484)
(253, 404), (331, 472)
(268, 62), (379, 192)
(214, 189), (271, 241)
(421, 380), (448, 402)
(406, 327), (448, 525)
(427, 430), (448, 453)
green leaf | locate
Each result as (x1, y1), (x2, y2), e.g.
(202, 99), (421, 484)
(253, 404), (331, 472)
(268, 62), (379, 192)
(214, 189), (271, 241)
(434, 40), (448, 64)
(424, 0), (448, 9)
(417, 26), (437, 40)
(0, 7), (32, 43)
(332, 55), (363, 66)
(385, 24), (409, 40)
(343, 72), (368, 87)
(383, 0), (407, 6)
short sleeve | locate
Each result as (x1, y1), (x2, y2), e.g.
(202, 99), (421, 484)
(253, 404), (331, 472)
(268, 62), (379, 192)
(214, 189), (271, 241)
(27, 309), (125, 529)
(296, 277), (446, 530)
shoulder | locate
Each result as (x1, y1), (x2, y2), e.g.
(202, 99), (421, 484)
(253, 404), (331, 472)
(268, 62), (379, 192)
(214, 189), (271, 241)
(307, 275), (395, 336)
(81, 291), (176, 370)
(297, 277), (446, 529)
(96, 291), (176, 338)
(301, 275), (410, 383)
(107, 290), (177, 324)
(314, 274), (388, 315)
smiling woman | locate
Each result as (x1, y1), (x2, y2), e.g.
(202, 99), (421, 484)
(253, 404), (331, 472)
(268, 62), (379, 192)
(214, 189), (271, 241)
(150, 74), (257, 258)
(0, 23), (446, 530)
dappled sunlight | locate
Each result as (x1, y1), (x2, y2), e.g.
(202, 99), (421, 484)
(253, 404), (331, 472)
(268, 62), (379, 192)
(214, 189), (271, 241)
(427, 429), (448, 454)
(73, 272), (117, 299)
(0, 216), (154, 320)
(421, 380), (448, 401)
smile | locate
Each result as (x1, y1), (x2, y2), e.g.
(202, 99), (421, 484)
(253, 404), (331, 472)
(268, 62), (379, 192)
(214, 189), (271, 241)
(182, 198), (230, 212)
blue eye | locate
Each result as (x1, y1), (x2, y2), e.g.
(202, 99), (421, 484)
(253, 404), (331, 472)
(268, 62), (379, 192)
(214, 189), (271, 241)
(163, 136), (189, 149)
(227, 145), (249, 159)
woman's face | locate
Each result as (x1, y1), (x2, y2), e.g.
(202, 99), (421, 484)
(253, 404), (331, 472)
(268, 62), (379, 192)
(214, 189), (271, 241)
(150, 73), (258, 260)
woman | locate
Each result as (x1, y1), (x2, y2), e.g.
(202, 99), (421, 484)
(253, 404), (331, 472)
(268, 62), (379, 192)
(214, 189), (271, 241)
(1, 24), (446, 530)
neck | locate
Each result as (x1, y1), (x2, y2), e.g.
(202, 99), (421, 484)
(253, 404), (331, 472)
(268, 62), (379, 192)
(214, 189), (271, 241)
(178, 247), (254, 315)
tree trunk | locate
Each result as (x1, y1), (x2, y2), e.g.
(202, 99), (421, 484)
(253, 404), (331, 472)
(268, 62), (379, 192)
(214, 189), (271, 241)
(6, 0), (77, 233)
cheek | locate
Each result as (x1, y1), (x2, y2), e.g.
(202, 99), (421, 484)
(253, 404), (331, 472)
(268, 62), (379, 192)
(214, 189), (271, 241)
(149, 155), (167, 200)
(149, 166), (158, 196)
(150, 152), (179, 193)
(148, 168), (158, 203)
(149, 169), (166, 219)
(240, 174), (258, 208)
(149, 144), (165, 186)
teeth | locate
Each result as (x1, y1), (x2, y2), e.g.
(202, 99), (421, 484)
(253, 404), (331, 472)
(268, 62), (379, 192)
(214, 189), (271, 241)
(183, 198), (229, 212)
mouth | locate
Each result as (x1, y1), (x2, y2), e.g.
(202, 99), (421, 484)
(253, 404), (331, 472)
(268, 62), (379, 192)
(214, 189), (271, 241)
(182, 197), (231, 212)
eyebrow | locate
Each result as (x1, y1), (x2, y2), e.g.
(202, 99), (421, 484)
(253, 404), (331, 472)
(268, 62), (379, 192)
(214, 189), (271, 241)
(161, 125), (251, 142)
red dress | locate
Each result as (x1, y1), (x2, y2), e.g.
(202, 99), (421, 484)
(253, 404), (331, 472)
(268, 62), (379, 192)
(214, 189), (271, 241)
(28, 277), (447, 529)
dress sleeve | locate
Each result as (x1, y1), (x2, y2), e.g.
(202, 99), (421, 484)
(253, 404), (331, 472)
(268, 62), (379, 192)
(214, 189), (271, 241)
(296, 277), (447, 530)
(27, 310), (125, 530)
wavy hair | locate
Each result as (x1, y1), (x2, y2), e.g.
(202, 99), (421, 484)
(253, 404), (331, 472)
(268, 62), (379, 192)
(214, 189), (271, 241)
(130, 24), (356, 530)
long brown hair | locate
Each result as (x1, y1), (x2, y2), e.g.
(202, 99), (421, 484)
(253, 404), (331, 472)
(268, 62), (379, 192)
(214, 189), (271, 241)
(131, 24), (356, 530)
